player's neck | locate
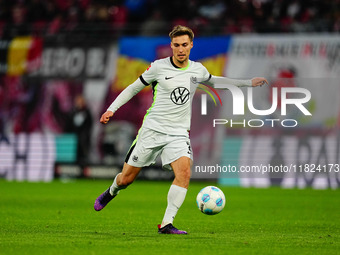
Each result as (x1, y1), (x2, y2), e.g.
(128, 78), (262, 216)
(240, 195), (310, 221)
(171, 56), (189, 68)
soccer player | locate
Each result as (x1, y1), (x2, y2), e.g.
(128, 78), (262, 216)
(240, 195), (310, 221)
(94, 25), (268, 234)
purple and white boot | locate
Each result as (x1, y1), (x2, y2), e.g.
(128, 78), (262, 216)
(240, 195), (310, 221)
(94, 188), (115, 211)
(158, 224), (188, 234)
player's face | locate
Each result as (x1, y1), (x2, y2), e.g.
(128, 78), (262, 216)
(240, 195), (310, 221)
(171, 35), (193, 66)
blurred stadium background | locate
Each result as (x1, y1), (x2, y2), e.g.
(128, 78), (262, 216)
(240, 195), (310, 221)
(0, 0), (339, 189)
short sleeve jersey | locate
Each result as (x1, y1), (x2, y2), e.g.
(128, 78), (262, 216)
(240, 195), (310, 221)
(139, 57), (211, 136)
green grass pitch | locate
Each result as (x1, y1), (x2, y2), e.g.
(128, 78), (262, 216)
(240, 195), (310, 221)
(0, 179), (339, 255)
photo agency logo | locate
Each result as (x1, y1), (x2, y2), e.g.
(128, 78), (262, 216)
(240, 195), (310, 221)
(194, 77), (312, 128)
(197, 83), (223, 113)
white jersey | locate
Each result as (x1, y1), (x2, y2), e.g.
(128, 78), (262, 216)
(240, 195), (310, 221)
(107, 56), (252, 136)
(139, 57), (211, 136)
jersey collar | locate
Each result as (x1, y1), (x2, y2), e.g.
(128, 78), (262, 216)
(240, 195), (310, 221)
(170, 57), (190, 70)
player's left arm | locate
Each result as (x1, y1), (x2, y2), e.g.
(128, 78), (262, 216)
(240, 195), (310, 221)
(203, 75), (269, 88)
(199, 65), (268, 88)
(251, 77), (269, 87)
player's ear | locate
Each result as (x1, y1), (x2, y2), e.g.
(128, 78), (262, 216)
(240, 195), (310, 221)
(190, 41), (193, 49)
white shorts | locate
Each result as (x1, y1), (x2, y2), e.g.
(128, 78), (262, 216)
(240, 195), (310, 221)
(125, 127), (193, 171)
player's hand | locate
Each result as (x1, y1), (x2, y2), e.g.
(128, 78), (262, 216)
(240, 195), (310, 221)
(100, 111), (114, 124)
(251, 77), (269, 87)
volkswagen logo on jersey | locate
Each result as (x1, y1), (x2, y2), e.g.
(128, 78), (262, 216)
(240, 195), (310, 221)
(170, 87), (190, 105)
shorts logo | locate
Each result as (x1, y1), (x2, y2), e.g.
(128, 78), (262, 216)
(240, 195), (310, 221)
(186, 141), (192, 154)
(170, 87), (190, 105)
(132, 155), (138, 162)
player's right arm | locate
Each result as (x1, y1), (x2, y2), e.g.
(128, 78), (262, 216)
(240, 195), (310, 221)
(100, 78), (146, 124)
(100, 111), (114, 124)
(100, 61), (157, 124)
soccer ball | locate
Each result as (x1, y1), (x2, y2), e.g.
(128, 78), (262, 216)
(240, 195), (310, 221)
(196, 186), (226, 215)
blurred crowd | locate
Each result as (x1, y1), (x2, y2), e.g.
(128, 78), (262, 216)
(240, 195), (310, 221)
(0, 0), (339, 40)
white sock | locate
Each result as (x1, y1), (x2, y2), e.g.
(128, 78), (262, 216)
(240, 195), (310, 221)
(161, 185), (187, 228)
(109, 173), (126, 196)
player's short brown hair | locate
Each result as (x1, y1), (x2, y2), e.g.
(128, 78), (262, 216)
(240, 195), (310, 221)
(169, 25), (194, 41)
